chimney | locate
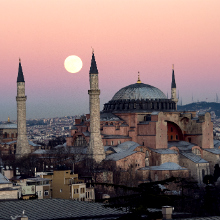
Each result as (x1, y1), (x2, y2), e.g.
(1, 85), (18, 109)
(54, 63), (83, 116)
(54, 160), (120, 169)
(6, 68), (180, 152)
(162, 206), (173, 219)
(13, 211), (28, 220)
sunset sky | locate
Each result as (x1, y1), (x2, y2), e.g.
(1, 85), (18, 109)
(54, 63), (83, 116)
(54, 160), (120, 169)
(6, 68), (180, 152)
(0, 0), (220, 121)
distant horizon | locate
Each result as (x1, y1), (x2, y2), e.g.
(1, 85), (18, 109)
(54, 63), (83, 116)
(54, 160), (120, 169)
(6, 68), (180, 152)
(1, 100), (220, 123)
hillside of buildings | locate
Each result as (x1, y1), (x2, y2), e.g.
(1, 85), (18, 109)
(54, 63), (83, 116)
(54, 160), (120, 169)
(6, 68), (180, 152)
(178, 102), (220, 118)
(178, 102), (220, 139)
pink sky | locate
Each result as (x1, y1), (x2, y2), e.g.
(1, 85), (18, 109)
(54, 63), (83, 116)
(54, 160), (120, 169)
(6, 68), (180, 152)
(0, 0), (220, 121)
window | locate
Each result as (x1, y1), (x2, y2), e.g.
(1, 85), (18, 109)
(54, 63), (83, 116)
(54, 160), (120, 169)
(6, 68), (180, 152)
(74, 135), (87, 146)
(171, 135), (173, 140)
(111, 141), (114, 145)
(171, 127), (173, 132)
(60, 189), (62, 192)
(118, 140), (121, 144)
(44, 190), (49, 196)
(74, 188), (79, 194)
(146, 151), (149, 157)
(202, 169), (205, 179)
(86, 192), (88, 198)
(193, 148), (201, 156)
(176, 135), (178, 140)
(80, 188), (85, 194)
(106, 140), (108, 145)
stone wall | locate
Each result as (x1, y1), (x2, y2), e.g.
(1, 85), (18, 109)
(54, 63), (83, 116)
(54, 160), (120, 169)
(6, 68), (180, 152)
(203, 150), (220, 174)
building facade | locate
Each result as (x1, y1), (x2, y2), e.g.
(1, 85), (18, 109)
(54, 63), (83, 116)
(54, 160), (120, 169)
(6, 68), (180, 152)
(66, 55), (220, 184)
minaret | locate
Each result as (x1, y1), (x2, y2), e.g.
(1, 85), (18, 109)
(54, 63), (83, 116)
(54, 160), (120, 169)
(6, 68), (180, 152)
(171, 64), (178, 109)
(16, 59), (31, 157)
(87, 51), (105, 163)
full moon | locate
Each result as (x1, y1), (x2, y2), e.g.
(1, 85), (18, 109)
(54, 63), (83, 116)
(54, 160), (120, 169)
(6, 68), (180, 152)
(64, 55), (83, 73)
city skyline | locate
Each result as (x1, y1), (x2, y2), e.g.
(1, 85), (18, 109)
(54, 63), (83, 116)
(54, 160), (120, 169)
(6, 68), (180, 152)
(0, 0), (220, 121)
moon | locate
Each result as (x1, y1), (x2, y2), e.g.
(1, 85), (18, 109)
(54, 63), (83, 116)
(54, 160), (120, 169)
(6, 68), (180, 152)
(64, 55), (83, 73)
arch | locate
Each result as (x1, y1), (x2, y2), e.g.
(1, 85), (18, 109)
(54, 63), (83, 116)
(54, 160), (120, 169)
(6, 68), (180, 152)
(167, 121), (183, 141)
(73, 135), (87, 147)
(192, 146), (202, 156)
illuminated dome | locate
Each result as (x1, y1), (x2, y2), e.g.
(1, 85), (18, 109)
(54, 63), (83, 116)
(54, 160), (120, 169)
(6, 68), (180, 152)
(103, 79), (176, 112)
(111, 83), (167, 101)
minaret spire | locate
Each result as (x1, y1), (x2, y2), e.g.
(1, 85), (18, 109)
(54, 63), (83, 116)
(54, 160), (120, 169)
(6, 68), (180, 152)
(171, 64), (178, 110)
(17, 58), (25, 82)
(171, 64), (176, 89)
(16, 59), (31, 157)
(87, 51), (105, 163)
(89, 50), (98, 74)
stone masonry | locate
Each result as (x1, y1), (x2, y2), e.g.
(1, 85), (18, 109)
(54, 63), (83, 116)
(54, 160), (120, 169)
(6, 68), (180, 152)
(16, 60), (31, 157)
(87, 52), (105, 163)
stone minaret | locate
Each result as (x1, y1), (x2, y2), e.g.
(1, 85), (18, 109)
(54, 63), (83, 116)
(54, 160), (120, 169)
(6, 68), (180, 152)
(87, 52), (105, 163)
(171, 64), (178, 109)
(16, 59), (31, 157)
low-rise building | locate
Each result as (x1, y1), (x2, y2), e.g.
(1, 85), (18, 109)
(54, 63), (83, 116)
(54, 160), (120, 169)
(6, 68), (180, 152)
(0, 172), (19, 200)
(38, 169), (95, 201)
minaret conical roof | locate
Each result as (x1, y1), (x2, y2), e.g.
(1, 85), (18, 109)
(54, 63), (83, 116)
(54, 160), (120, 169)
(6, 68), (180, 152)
(89, 52), (98, 74)
(171, 64), (176, 88)
(17, 59), (25, 82)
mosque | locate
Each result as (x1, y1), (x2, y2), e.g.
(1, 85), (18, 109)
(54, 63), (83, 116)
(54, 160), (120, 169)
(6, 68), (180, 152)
(1, 55), (220, 185)
(66, 52), (220, 184)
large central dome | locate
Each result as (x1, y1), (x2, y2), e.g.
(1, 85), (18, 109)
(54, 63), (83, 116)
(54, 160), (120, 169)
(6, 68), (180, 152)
(111, 82), (167, 101)
(103, 80), (176, 113)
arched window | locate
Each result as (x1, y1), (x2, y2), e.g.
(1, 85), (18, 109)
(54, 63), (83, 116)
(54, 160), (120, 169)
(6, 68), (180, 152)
(146, 151), (149, 157)
(74, 135), (87, 146)
(192, 148), (201, 156)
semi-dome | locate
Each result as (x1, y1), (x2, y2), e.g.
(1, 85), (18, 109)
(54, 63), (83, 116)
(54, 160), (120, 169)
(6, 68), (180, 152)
(0, 120), (17, 129)
(111, 83), (167, 101)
